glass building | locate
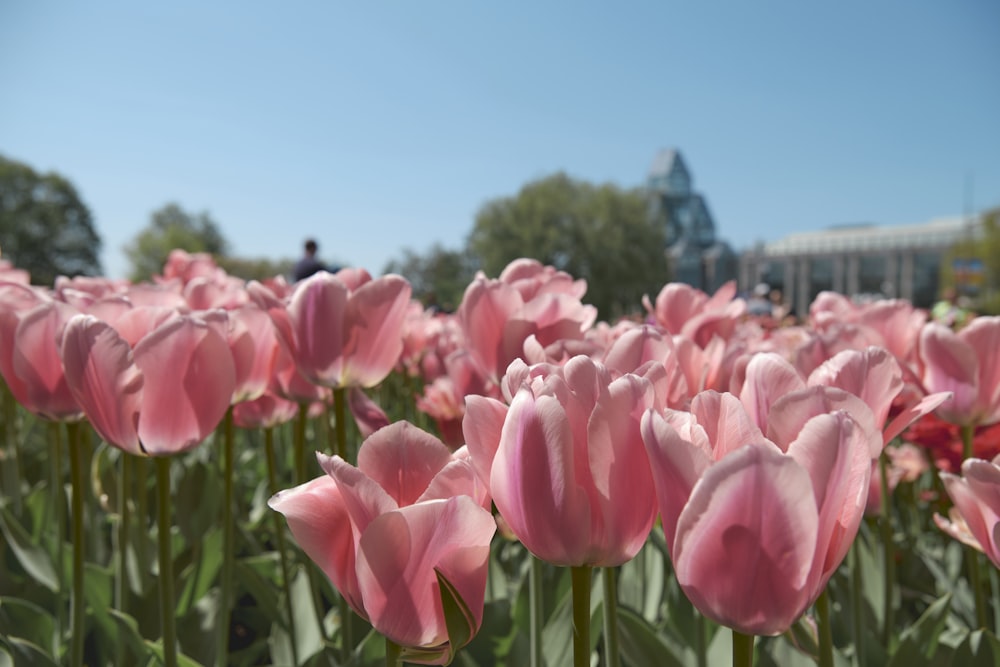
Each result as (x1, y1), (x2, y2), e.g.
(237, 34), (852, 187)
(739, 216), (982, 315)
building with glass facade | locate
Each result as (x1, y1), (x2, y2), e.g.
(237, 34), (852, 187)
(738, 215), (982, 315)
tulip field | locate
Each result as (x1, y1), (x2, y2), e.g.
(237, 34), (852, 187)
(3, 251), (1000, 667)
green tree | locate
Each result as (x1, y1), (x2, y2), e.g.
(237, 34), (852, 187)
(217, 256), (295, 282)
(383, 243), (476, 312)
(941, 206), (1000, 314)
(124, 202), (230, 281)
(467, 172), (668, 320)
(0, 155), (103, 285)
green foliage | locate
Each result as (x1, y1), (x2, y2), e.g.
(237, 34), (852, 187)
(941, 207), (1000, 314)
(467, 173), (668, 320)
(383, 244), (476, 312)
(0, 154), (103, 285)
(124, 202), (230, 282)
(216, 256), (295, 282)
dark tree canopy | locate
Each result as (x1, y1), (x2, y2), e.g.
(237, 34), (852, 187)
(124, 202), (230, 282)
(383, 243), (477, 312)
(0, 155), (103, 285)
(467, 172), (668, 320)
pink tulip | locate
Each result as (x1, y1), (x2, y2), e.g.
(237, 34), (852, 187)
(258, 270), (412, 389)
(462, 355), (656, 566)
(920, 317), (1000, 427)
(61, 313), (236, 456)
(269, 422), (495, 661)
(643, 280), (745, 347)
(936, 455), (1000, 568)
(458, 261), (597, 383)
(641, 390), (872, 635)
(233, 392), (300, 430)
(0, 291), (83, 421)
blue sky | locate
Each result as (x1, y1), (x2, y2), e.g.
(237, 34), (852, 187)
(2, 1), (998, 280)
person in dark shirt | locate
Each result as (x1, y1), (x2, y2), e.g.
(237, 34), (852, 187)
(292, 239), (326, 281)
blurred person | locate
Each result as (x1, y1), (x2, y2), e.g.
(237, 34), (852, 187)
(292, 238), (326, 282)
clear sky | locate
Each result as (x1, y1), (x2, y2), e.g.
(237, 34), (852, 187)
(2, 1), (998, 280)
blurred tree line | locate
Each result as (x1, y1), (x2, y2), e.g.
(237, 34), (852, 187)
(386, 172), (669, 320)
(940, 206), (1000, 314)
(0, 155), (103, 284)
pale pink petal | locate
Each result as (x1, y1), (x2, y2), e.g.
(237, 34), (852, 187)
(268, 475), (366, 615)
(287, 272), (348, 386)
(61, 315), (144, 455)
(318, 453), (398, 533)
(767, 386), (880, 456)
(349, 387), (390, 439)
(786, 412), (871, 587)
(490, 390), (591, 565)
(920, 323), (979, 425)
(461, 395), (509, 486)
(133, 316), (236, 455)
(357, 422), (453, 507)
(355, 496), (495, 650)
(12, 301), (81, 420)
(961, 317), (1000, 425)
(883, 391), (953, 443)
(418, 457), (492, 509)
(585, 373), (656, 565)
(340, 275), (412, 387)
(641, 409), (712, 551)
(673, 443), (818, 636)
(808, 347), (903, 427)
(942, 472), (999, 565)
(458, 278), (523, 382)
(738, 353), (806, 430)
(690, 391), (766, 461)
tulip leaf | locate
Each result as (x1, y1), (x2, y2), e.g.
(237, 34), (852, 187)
(0, 637), (59, 667)
(0, 644), (12, 667)
(175, 528), (223, 617)
(887, 593), (953, 667)
(0, 507), (59, 592)
(108, 608), (153, 663)
(949, 629), (1000, 667)
(145, 639), (205, 667)
(435, 567), (478, 664)
(0, 597), (56, 657)
(617, 606), (691, 667)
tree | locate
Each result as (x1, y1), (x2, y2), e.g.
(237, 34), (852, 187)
(0, 154), (103, 285)
(124, 203), (230, 281)
(383, 243), (477, 312)
(467, 173), (668, 320)
(941, 206), (1000, 314)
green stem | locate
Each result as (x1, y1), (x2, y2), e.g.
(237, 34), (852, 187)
(602, 567), (621, 667)
(48, 422), (65, 650)
(731, 630), (754, 667)
(332, 387), (353, 662)
(117, 452), (132, 667)
(1, 382), (21, 513)
(695, 611), (707, 667)
(961, 423), (975, 461)
(878, 452), (895, 646)
(385, 636), (402, 666)
(571, 566), (592, 667)
(67, 422), (85, 667)
(136, 456), (149, 582)
(265, 428), (300, 667)
(333, 386), (348, 462)
(849, 542), (866, 667)
(295, 402), (308, 485)
(156, 456), (177, 667)
(529, 556), (543, 667)
(816, 588), (834, 667)
(217, 410), (235, 667)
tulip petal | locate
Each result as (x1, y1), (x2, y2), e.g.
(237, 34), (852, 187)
(133, 316), (236, 455)
(357, 422), (453, 507)
(739, 353), (806, 430)
(61, 315), (144, 455)
(641, 409), (712, 552)
(268, 475), (365, 615)
(491, 389), (591, 565)
(462, 395), (509, 486)
(673, 444), (817, 636)
(355, 497), (495, 650)
(287, 272), (348, 386)
(341, 275), (412, 387)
